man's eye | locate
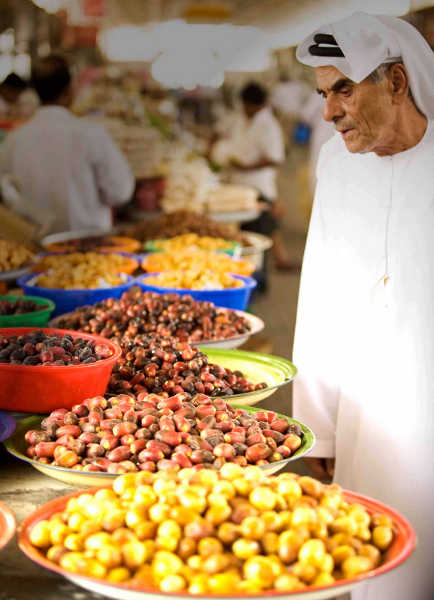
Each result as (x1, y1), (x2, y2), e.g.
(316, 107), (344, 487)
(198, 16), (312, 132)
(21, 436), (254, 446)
(340, 87), (352, 96)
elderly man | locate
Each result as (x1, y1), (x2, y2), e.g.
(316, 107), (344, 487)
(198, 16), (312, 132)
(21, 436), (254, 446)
(293, 12), (434, 600)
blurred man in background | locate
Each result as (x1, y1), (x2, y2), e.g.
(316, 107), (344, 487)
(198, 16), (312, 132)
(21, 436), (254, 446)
(0, 73), (28, 117)
(0, 55), (134, 234)
(212, 82), (296, 273)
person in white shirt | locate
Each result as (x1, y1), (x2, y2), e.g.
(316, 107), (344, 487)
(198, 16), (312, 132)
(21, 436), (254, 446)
(0, 73), (28, 118)
(212, 82), (296, 272)
(293, 12), (434, 599)
(0, 55), (134, 234)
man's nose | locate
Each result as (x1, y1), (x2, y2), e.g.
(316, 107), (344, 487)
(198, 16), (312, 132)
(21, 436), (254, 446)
(322, 95), (344, 123)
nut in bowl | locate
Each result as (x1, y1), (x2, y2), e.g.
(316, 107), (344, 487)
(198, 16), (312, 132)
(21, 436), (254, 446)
(19, 468), (416, 600)
(0, 328), (121, 412)
(6, 397), (314, 487)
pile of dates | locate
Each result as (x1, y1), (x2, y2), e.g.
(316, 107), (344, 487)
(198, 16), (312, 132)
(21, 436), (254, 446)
(0, 330), (112, 366)
(108, 335), (266, 397)
(123, 209), (252, 245)
(0, 298), (48, 315)
(30, 467), (395, 592)
(24, 392), (303, 473)
(55, 287), (251, 343)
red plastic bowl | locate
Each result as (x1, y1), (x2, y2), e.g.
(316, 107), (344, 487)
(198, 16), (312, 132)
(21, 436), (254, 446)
(0, 328), (121, 413)
(17, 486), (416, 599)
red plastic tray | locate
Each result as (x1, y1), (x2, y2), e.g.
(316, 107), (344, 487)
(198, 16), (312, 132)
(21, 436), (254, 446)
(0, 328), (121, 413)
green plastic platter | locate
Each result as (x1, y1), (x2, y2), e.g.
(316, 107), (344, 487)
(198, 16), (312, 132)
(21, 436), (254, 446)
(0, 295), (55, 328)
(4, 408), (313, 487)
(202, 348), (297, 405)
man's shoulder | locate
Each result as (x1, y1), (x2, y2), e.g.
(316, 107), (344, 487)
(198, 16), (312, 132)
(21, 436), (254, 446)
(2, 116), (37, 145)
(72, 116), (106, 136)
(255, 107), (278, 125)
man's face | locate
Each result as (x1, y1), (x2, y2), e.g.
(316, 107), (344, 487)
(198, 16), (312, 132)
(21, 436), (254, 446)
(243, 101), (262, 119)
(0, 86), (22, 104)
(315, 65), (395, 155)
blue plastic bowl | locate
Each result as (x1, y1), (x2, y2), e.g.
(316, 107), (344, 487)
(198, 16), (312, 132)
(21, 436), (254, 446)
(135, 274), (257, 311)
(17, 273), (136, 318)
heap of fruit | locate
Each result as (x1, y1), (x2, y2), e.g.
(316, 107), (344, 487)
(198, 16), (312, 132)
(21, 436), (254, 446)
(0, 239), (35, 272)
(0, 298), (48, 316)
(29, 466), (395, 593)
(0, 330), (112, 366)
(32, 252), (135, 289)
(108, 336), (266, 397)
(55, 288), (252, 343)
(25, 393), (302, 472)
(123, 210), (251, 246)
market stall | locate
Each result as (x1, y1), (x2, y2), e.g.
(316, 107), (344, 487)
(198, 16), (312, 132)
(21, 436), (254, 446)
(0, 223), (417, 600)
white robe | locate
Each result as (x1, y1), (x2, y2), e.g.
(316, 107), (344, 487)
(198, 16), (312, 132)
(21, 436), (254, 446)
(293, 121), (434, 600)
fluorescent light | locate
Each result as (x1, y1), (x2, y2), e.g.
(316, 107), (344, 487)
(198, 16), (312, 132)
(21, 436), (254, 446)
(98, 21), (269, 72)
(98, 25), (161, 62)
(151, 50), (224, 89)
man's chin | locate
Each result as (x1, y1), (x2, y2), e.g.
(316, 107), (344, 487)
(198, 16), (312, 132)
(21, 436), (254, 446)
(343, 138), (364, 154)
(341, 130), (367, 153)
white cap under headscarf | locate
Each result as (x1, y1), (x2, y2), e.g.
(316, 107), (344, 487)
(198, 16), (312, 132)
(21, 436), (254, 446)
(296, 12), (434, 118)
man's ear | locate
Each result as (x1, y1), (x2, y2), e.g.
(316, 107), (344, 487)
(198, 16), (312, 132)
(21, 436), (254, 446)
(389, 64), (409, 103)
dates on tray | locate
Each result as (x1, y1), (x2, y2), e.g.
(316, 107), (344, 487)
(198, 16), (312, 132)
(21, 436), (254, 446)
(24, 392), (304, 473)
(0, 298), (48, 315)
(0, 330), (112, 366)
(55, 287), (252, 343)
(123, 210), (252, 245)
(28, 468), (395, 593)
(108, 336), (266, 397)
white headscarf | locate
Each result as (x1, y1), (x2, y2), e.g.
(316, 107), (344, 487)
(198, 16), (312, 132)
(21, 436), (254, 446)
(296, 12), (434, 118)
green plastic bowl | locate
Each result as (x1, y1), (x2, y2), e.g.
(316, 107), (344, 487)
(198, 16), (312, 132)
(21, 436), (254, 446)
(0, 295), (55, 328)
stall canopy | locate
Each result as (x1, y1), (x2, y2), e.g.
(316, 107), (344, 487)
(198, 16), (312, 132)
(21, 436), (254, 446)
(25, 0), (434, 87)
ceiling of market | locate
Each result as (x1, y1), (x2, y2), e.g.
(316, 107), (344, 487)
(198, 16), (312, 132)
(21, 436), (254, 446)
(102, 0), (431, 27)
(98, 0), (433, 46)
(1, 1), (432, 48)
